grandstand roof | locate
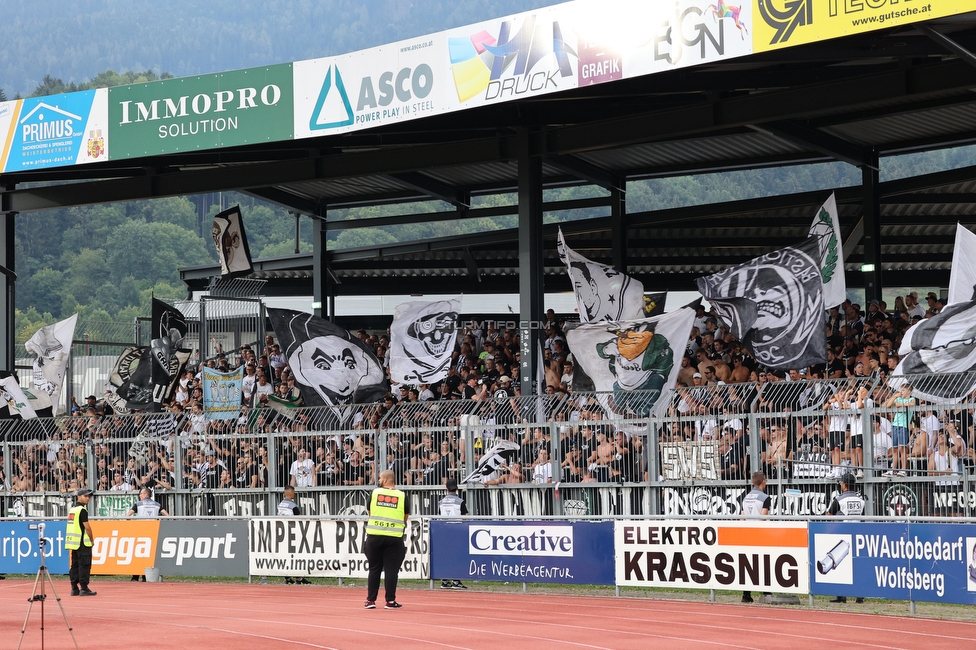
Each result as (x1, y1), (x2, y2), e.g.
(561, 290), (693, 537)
(4, 7), (976, 297)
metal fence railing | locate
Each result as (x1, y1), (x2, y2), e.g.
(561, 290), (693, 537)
(2, 374), (975, 520)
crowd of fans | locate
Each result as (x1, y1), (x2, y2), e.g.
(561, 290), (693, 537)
(2, 291), (974, 498)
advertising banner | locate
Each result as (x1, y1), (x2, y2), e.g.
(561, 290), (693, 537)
(154, 519), (248, 577)
(753, 0), (970, 53)
(615, 520), (809, 593)
(0, 521), (69, 574)
(89, 519), (160, 576)
(108, 64), (294, 159)
(294, 36), (447, 139)
(430, 520), (614, 585)
(94, 493), (138, 518)
(2, 88), (109, 172)
(248, 517), (429, 579)
(809, 522), (976, 605)
(662, 485), (836, 516)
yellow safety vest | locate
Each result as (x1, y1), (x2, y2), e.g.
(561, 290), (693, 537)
(366, 487), (406, 537)
(65, 505), (92, 550)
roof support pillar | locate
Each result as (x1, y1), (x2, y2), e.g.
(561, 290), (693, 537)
(517, 128), (544, 397)
(861, 150), (882, 305)
(312, 212), (336, 322)
(610, 183), (626, 273)
(0, 209), (15, 372)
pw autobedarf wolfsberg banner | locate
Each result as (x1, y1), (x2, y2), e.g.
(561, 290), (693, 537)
(697, 236), (826, 370)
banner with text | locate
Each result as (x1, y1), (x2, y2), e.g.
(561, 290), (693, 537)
(809, 521), (976, 605)
(753, 0), (969, 53)
(90, 519), (161, 575)
(154, 519), (249, 577)
(248, 517), (429, 579)
(430, 520), (614, 585)
(0, 520), (69, 574)
(615, 520), (809, 593)
(108, 64), (294, 159)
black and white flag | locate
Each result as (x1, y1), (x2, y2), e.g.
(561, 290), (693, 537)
(890, 224), (976, 402)
(0, 373), (38, 420)
(389, 298), (459, 383)
(212, 205), (254, 279)
(697, 237), (826, 370)
(24, 313), (77, 416)
(107, 345), (191, 414)
(565, 307), (695, 419)
(558, 228), (646, 323)
(269, 309), (388, 408)
(150, 298), (189, 407)
(462, 439), (521, 484)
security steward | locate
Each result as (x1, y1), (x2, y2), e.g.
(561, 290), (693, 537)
(364, 469), (409, 609)
(66, 488), (97, 596)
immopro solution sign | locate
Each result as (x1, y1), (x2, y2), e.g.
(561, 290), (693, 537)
(108, 64), (293, 158)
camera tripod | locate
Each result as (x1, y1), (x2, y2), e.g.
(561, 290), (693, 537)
(18, 525), (79, 650)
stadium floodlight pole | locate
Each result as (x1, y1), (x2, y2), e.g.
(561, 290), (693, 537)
(18, 522), (79, 650)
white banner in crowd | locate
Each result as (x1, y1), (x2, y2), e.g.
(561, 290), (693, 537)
(614, 520), (809, 594)
(24, 313), (78, 415)
(248, 518), (429, 579)
(389, 298), (460, 384)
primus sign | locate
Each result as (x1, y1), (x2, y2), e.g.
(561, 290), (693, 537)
(109, 64), (293, 158)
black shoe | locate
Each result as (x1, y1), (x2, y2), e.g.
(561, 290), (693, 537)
(285, 578), (295, 584)
(364, 600), (376, 609)
(451, 581), (467, 590)
(830, 596), (847, 603)
(141, 575), (147, 582)
(741, 593), (753, 603)
(131, 576), (140, 582)
(298, 578), (311, 585)
(79, 589), (97, 596)
(855, 598), (864, 604)
(70, 587), (80, 596)
(441, 581), (453, 589)
(384, 601), (402, 609)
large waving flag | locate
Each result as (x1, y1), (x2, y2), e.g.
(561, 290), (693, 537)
(891, 224), (976, 402)
(389, 298), (460, 383)
(150, 298), (189, 408)
(0, 373), (38, 419)
(697, 237), (826, 370)
(565, 307), (695, 418)
(462, 439), (521, 484)
(269, 308), (388, 407)
(212, 205), (254, 279)
(808, 192), (846, 308)
(24, 313), (77, 416)
(558, 228), (646, 323)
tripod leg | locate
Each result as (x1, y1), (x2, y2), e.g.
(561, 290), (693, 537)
(43, 567), (80, 650)
(17, 568), (44, 650)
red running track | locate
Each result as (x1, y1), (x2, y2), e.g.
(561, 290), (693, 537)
(2, 580), (974, 649)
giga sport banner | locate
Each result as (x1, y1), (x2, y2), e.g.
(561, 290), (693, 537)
(615, 520), (809, 594)
(248, 517), (429, 579)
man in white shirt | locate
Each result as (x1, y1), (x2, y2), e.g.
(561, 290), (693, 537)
(241, 364), (257, 404)
(254, 372), (274, 405)
(532, 448), (553, 484)
(290, 448), (315, 488)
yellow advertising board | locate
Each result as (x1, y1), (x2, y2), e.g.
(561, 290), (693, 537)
(753, 0), (974, 52)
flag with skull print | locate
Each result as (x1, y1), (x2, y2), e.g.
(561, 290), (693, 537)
(268, 308), (388, 408)
(558, 228), (647, 323)
(24, 313), (77, 416)
(212, 205), (254, 279)
(150, 298), (190, 408)
(389, 298), (460, 383)
(697, 237), (826, 370)
(565, 307), (696, 419)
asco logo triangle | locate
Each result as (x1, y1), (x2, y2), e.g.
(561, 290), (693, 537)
(310, 65), (354, 130)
